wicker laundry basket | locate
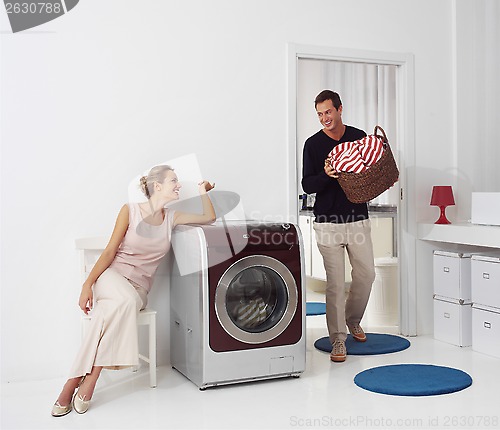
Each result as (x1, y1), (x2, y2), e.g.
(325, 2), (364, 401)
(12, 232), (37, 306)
(336, 126), (399, 204)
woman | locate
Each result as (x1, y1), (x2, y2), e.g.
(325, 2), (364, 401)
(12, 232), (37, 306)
(51, 165), (215, 416)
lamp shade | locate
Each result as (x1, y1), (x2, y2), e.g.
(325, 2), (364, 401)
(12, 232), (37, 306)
(430, 186), (455, 207)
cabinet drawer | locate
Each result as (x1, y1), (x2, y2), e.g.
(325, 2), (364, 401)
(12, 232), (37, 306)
(433, 297), (472, 347)
(471, 255), (500, 309)
(433, 251), (471, 301)
(472, 305), (500, 358)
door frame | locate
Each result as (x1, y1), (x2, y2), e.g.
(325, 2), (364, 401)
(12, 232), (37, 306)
(287, 44), (417, 336)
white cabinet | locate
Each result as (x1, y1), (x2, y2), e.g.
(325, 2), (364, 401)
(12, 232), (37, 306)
(471, 255), (500, 309)
(298, 215), (327, 281)
(433, 298), (472, 347)
(299, 214), (327, 280)
(299, 214), (394, 283)
(419, 223), (500, 353)
(432, 251), (473, 347)
(371, 217), (395, 259)
(433, 251), (472, 302)
(311, 234), (327, 280)
(298, 215), (312, 277)
(470, 254), (500, 358)
(472, 305), (500, 358)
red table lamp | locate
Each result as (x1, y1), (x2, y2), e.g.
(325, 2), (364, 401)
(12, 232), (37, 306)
(430, 185), (455, 224)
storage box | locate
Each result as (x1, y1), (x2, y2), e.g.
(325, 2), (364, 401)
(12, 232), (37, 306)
(471, 192), (500, 226)
(433, 296), (472, 347)
(471, 255), (500, 309)
(472, 304), (500, 358)
(433, 251), (471, 301)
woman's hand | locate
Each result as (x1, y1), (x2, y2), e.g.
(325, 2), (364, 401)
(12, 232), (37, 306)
(198, 181), (215, 194)
(324, 159), (339, 178)
(174, 181), (216, 226)
(79, 284), (93, 315)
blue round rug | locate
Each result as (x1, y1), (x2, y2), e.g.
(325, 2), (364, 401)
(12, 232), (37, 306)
(306, 302), (326, 316)
(314, 333), (411, 355)
(354, 364), (473, 396)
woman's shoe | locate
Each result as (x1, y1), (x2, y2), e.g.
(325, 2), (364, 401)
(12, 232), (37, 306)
(72, 392), (91, 414)
(51, 401), (72, 417)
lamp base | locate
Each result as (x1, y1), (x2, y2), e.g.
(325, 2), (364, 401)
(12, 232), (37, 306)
(435, 205), (451, 224)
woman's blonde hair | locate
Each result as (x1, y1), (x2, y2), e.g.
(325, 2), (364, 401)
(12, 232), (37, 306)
(139, 165), (174, 199)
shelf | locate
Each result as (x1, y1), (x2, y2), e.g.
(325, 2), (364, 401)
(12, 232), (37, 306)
(418, 223), (500, 248)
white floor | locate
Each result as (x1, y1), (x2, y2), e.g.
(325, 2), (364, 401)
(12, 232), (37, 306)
(3, 291), (500, 430)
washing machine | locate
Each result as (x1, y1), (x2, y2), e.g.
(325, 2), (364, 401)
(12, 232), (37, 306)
(170, 220), (306, 389)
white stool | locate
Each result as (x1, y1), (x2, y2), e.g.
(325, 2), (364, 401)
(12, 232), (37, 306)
(81, 308), (157, 388)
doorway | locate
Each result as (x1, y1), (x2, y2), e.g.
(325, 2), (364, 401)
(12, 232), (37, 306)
(296, 58), (399, 207)
(287, 44), (417, 336)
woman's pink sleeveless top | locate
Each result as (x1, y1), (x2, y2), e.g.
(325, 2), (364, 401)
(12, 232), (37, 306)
(110, 203), (175, 293)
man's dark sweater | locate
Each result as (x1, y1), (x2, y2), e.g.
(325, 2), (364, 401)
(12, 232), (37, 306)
(302, 125), (369, 223)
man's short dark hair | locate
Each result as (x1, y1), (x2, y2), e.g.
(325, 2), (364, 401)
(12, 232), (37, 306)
(314, 90), (342, 110)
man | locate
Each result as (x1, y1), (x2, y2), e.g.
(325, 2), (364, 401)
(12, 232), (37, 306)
(301, 90), (375, 362)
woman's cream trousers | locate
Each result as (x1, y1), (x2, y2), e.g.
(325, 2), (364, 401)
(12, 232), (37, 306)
(68, 268), (147, 378)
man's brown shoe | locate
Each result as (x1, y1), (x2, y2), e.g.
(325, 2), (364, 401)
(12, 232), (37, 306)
(348, 324), (367, 342)
(330, 340), (346, 362)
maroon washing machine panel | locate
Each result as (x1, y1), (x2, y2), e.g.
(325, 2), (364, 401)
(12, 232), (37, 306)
(203, 223), (303, 352)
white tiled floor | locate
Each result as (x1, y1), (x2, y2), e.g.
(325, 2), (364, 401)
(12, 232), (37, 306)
(2, 291), (500, 430)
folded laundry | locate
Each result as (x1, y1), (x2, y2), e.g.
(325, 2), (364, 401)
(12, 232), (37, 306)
(327, 135), (385, 173)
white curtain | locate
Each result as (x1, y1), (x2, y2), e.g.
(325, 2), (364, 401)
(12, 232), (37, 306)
(297, 59), (399, 206)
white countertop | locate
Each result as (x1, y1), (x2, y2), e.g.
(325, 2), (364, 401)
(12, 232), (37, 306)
(417, 222), (500, 248)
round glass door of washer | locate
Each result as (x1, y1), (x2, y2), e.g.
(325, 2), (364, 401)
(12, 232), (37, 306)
(215, 255), (298, 344)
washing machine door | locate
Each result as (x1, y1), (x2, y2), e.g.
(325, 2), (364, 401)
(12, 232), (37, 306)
(215, 255), (298, 344)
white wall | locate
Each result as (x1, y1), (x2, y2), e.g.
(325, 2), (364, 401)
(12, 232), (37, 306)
(1, 0), (495, 383)
(414, 0), (500, 340)
(455, 0), (500, 220)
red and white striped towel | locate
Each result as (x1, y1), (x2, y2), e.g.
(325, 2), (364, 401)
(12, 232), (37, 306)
(327, 135), (385, 173)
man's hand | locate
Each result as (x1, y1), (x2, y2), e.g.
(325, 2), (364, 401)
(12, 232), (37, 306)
(324, 159), (339, 178)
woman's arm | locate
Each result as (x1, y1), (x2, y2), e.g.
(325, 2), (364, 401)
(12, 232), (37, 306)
(78, 204), (129, 314)
(173, 181), (216, 227)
